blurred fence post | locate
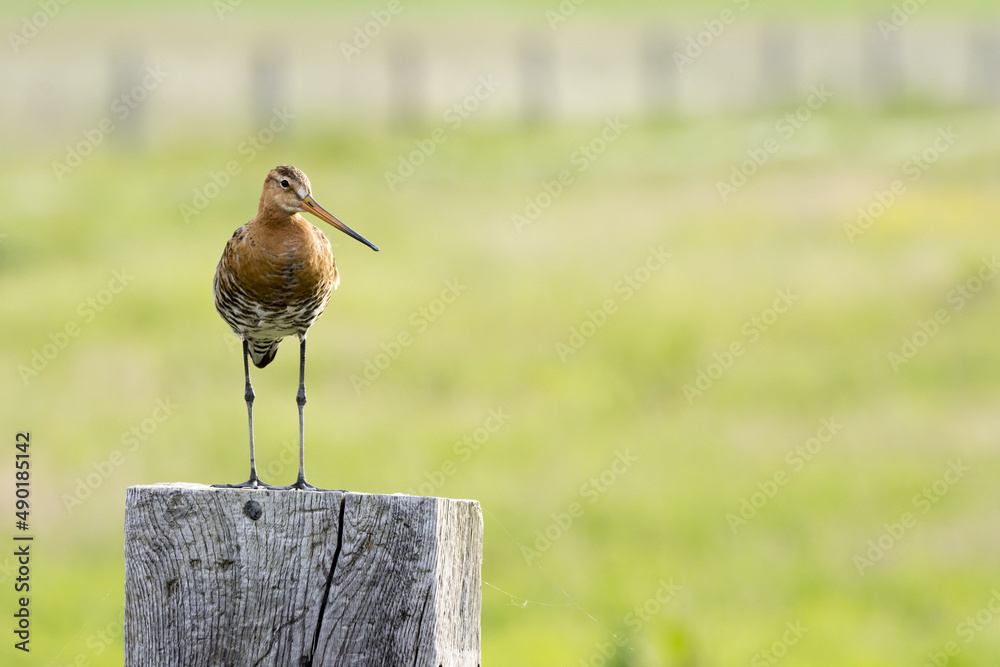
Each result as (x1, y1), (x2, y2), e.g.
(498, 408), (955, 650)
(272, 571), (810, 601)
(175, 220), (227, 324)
(862, 25), (902, 105)
(388, 39), (426, 124)
(969, 27), (1000, 103)
(252, 50), (290, 130)
(641, 31), (678, 115)
(518, 35), (556, 123)
(759, 24), (798, 104)
(123, 483), (483, 666)
(110, 47), (148, 148)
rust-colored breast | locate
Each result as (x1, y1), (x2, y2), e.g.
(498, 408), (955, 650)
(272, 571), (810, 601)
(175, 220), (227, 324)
(214, 215), (338, 336)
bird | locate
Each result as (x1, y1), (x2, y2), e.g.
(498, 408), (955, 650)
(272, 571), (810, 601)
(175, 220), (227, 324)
(212, 165), (378, 490)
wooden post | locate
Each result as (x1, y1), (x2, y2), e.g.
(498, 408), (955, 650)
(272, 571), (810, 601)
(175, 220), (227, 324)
(124, 483), (482, 666)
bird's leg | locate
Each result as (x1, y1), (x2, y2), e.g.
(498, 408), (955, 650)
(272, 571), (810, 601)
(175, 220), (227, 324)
(274, 335), (334, 492)
(244, 338), (261, 485)
(290, 335), (318, 490)
(214, 338), (275, 489)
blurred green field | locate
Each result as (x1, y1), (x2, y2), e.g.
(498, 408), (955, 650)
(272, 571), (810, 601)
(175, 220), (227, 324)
(7, 0), (1000, 17)
(2, 107), (1000, 666)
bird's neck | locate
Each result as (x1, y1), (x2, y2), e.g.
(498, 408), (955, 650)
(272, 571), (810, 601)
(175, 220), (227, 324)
(256, 198), (304, 227)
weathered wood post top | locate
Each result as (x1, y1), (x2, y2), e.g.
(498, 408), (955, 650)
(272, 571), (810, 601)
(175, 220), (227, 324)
(124, 483), (482, 666)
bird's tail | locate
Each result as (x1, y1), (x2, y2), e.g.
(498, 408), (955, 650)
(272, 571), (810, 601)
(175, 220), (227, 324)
(247, 337), (281, 368)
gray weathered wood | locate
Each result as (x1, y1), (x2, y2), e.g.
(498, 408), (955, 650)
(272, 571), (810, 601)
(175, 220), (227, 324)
(124, 483), (482, 667)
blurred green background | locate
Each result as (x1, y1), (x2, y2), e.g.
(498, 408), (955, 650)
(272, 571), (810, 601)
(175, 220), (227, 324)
(3, 1), (1000, 665)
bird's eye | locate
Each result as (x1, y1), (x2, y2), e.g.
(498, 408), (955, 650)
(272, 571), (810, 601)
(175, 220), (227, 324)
(279, 179), (289, 188)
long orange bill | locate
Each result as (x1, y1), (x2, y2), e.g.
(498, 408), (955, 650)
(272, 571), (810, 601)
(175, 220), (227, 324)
(301, 194), (379, 252)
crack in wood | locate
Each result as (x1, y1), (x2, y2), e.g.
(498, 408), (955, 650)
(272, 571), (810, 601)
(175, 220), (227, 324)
(304, 493), (346, 666)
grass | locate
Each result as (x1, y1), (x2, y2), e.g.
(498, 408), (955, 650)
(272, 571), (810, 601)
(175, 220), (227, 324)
(2, 107), (1000, 665)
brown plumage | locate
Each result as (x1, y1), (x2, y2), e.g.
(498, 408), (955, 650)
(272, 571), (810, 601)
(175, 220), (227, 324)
(214, 166), (340, 368)
(213, 165), (378, 490)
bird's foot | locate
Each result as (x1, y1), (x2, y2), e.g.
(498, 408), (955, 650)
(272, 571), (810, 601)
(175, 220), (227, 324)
(273, 476), (338, 491)
(212, 477), (280, 490)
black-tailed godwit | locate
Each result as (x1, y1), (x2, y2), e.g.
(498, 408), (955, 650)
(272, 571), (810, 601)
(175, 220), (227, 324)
(213, 165), (378, 490)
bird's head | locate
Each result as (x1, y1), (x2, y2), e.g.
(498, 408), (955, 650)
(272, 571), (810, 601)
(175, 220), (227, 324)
(260, 165), (379, 251)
